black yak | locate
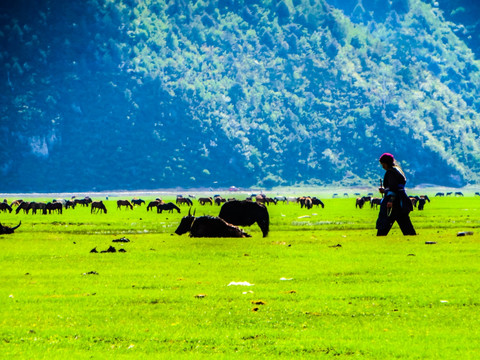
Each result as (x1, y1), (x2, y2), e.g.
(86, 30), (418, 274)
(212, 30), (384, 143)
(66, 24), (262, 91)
(418, 198), (427, 210)
(175, 211), (250, 238)
(355, 197), (365, 209)
(0, 222), (21, 234)
(15, 201), (30, 214)
(311, 197), (324, 208)
(91, 201), (107, 214)
(218, 200), (269, 237)
(0, 203), (12, 213)
(298, 196), (313, 209)
(117, 200), (133, 210)
(176, 197), (193, 206)
(198, 197), (213, 205)
(147, 199), (163, 211)
(27, 202), (47, 215)
(157, 202), (181, 213)
(45, 202), (63, 214)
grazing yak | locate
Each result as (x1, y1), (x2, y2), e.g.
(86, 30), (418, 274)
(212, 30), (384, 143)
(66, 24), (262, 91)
(15, 201), (30, 214)
(176, 197), (193, 206)
(45, 202), (63, 214)
(175, 211), (250, 238)
(299, 196), (313, 209)
(311, 197), (324, 208)
(410, 195), (431, 208)
(10, 199), (23, 207)
(117, 200), (133, 210)
(131, 199), (145, 206)
(218, 200), (269, 237)
(74, 197), (92, 206)
(64, 200), (76, 209)
(147, 199), (164, 211)
(157, 202), (181, 213)
(198, 197), (213, 205)
(0, 222), (21, 234)
(91, 201), (107, 214)
(0, 203), (12, 213)
(355, 197), (365, 209)
(214, 196), (226, 206)
(370, 198), (382, 209)
(27, 202), (47, 215)
(418, 198), (427, 210)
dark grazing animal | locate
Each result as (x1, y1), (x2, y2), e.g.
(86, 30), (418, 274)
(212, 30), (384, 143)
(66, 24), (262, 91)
(218, 200), (269, 237)
(157, 202), (181, 213)
(117, 200), (133, 210)
(214, 196), (226, 206)
(371, 198), (382, 209)
(265, 197), (277, 205)
(15, 201), (30, 214)
(177, 197), (193, 206)
(435, 192), (444, 197)
(410, 195), (430, 208)
(299, 196), (313, 209)
(150, 199), (164, 209)
(45, 202), (63, 214)
(175, 211), (250, 238)
(131, 199), (145, 206)
(74, 198), (90, 206)
(0, 222), (21, 234)
(147, 199), (163, 211)
(410, 196), (419, 208)
(418, 198), (427, 210)
(355, 197), (365, 209)
(27, 202), (47, 215)
(198, 197), (213, 205)
(311, 197), (324, 208)
(91, 201), (107, 214)
(10, 199), (23, 207)
(65, 200), (76, 209)
(0, 203), (12, 213)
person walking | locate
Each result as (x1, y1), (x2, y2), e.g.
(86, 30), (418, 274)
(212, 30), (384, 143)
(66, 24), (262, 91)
(376, 153), (416, 236)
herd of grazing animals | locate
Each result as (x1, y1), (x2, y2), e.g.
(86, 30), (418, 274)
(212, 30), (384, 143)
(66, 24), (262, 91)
(354, 194), (431, 211)
(0, 192), (439, 218)
(2, 190), (469, 237)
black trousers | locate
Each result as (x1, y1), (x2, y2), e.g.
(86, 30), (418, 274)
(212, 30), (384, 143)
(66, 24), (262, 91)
(376, 212), (416, 236)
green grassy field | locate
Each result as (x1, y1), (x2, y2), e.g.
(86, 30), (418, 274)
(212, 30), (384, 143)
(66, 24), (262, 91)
(1, 194), (479, 359)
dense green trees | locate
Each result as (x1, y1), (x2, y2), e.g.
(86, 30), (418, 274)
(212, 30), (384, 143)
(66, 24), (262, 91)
(1, 0), (479, 191)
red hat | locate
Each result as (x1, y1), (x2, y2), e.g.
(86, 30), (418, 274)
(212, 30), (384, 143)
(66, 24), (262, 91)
(379, 153), (394, 165)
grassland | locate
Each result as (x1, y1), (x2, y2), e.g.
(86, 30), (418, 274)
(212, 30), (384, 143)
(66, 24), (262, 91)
(1, 194), (479, 359)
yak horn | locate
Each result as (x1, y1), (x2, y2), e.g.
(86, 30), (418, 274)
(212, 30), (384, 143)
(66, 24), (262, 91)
(188, 208), (191, 216)
(12, 221), (21, 230)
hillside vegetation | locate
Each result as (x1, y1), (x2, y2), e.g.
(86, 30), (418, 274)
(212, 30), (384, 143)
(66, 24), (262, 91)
(2, 0), (480, 191)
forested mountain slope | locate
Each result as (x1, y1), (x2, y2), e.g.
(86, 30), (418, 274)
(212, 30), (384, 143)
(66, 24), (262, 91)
(1, 0), (480, 192)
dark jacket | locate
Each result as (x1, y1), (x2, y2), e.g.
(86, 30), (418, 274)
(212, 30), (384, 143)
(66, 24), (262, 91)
(382, 166), (413, 213)
(376, 166), (413, 230)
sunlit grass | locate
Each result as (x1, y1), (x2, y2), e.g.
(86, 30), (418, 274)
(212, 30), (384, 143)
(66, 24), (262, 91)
(1, 195), (479, 358)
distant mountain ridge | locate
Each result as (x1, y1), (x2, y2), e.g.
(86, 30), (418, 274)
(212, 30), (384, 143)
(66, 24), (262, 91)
(1, 0), (479, 192)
